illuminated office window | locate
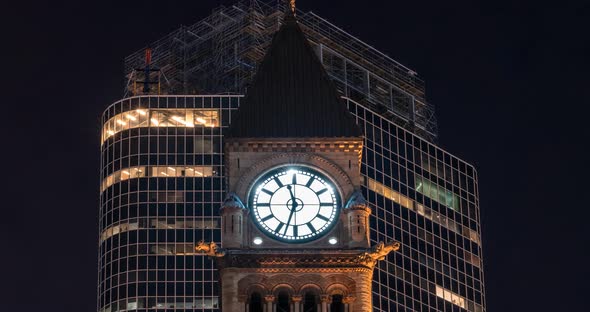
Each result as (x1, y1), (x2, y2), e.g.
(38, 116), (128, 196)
(415, 176), (459, 210)
(435, 285), (466, 309)
(150, 243), (200, 255)
(100, 218), (220, 242)
(367, 178), (413, 209)
(101, 108), (219, 144)
(101, 166), (215, 192)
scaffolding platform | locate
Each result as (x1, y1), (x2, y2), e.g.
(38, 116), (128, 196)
(124, 0), (438, 141)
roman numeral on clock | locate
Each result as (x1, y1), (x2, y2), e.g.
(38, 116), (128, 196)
(261, 188), (274, 196)
(306, 222), (316, 232)
(275, 222), (285, 233)
(316, 214), (329, 221)
(274, 177), (283, 187)
(261, 214), (274, 222)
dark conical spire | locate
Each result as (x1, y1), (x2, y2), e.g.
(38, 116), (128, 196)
(227, 7), (362, 138)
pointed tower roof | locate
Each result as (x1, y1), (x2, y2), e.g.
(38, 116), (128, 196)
(227, 9), (362, 138)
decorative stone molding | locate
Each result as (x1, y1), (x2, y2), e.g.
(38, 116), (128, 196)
(236, 273), (357, 296)
(239, 267), (373, 274)
(264, 295), (275, 302)
(342, 296), (356, 304)
(219, 247), (399, 269)
(225, 138), (363, 154)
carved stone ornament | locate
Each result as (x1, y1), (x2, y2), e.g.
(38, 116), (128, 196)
(356, 241), (401, 267)
(221, 192), (246, 210)
(195, 240), (225, 257)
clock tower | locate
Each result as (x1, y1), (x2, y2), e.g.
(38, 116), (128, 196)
(196, 7), (399, 312)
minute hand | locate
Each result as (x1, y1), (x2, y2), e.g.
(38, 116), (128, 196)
(284, 185), (297, 235)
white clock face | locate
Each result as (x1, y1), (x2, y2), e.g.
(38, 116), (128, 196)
(250, 167), (339, 242)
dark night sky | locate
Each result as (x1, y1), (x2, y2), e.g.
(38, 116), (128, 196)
(2, 1), (589, 311)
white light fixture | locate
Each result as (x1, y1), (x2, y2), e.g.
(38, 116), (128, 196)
(125, 114), (137, 121)
(136, 109), (147, 116)
(196, 117), (207, 124)
(328, 237), (338, 245)
(253, 237), (263, 245)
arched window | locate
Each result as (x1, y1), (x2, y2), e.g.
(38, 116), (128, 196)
(249, 292), (263, 312)
(303, 292), (318, 312)
(330, 294), (344, 312)
(277, 291), (290, 312)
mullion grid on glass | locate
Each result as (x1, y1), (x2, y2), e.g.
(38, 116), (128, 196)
(347, 99), (484, 311)
(99, 96), (240, 311)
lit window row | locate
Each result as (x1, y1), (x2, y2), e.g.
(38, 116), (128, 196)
(415, 202), (480, 245)
(100, 222), (139, 241)
(151, 166), (215, 178)
(100, 297), (219, 312)
(100, 218), (221, 242)
(150, 243), (200, 255)
(152, 297), (219, 309)
(435, 285), (466, 309)
(101, 108), (220, 144)
(368, 178), (414, 209)
(367, 178), (480, 244)
(101, 166), (216, 192)
(415, 176), (459, 210)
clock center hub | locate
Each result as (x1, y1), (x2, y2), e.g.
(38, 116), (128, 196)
(287, 198), (305, 212)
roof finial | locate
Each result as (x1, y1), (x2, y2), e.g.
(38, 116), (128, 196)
(290, 0), (296, 15)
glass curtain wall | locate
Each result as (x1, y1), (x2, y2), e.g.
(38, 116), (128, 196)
(98, 95), (239, 312)
(346, 98), (485, 312)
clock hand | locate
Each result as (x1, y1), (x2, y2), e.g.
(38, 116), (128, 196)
(284, 185), (298, 235)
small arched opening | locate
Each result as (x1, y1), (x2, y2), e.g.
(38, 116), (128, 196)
(249, 292), (263, 312)
(330, 294), (344, 312)
(303, 291), (319, 312)
(276, 290), (290, 312)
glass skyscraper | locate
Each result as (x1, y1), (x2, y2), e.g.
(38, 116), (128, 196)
(99, 1), (485, 311)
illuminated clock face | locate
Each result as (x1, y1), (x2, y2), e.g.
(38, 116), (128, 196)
(250, 167), (339, 242)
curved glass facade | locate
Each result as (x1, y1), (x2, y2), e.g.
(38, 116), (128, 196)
(98, 95), (239, 312)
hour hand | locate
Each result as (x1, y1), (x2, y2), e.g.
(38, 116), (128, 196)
(287, 185), (296, 202)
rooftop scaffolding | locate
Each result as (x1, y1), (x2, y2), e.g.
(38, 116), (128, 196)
(124, 0), (437, 141)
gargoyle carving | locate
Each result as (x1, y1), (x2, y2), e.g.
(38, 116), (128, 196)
(195, 240), (225, 257)
(357, 241), (400, 267)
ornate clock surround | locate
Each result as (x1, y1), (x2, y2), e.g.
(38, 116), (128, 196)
(231, 151), (356, 203)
